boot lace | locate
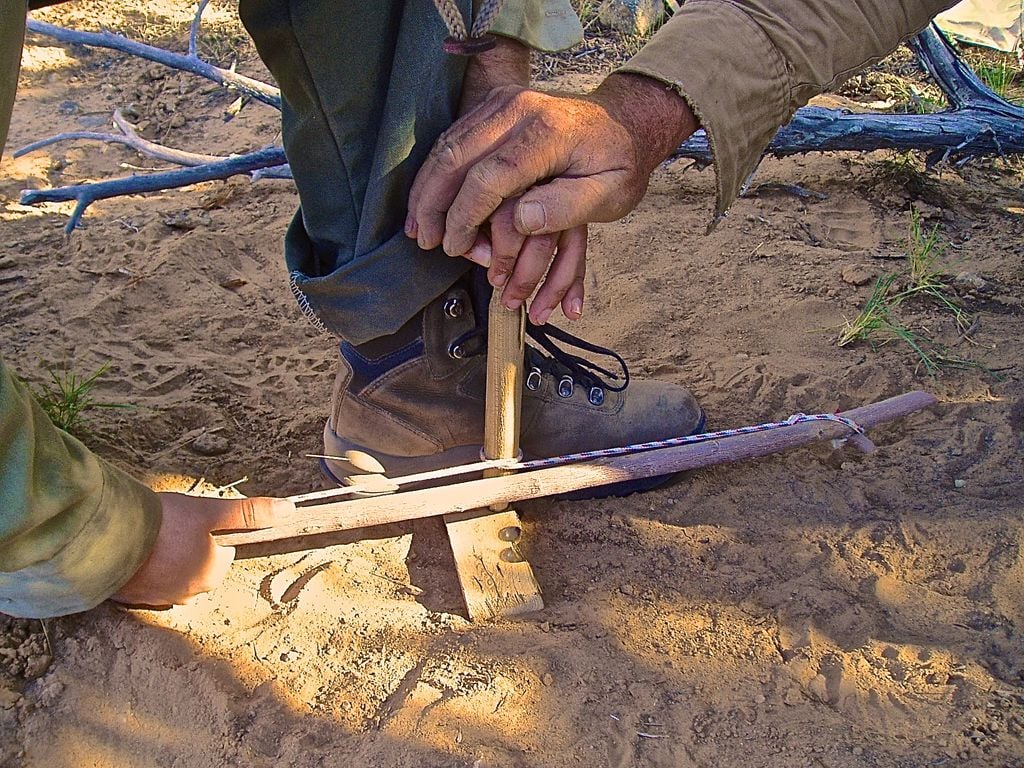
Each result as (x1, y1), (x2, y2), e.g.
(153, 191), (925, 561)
(448, 274), (630, 404)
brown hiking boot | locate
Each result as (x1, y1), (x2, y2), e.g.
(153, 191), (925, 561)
(323, 272), (705, 496)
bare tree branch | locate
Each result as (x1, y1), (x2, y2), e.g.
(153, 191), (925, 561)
(909, 25), (1017, 113)
(26, 18), (281, 109)
(188, 0), (211, 58)
(15, 109), (227, 166)
(19, 146), (288, 233)
(673, 104), (1024, 165)
(673, 25), (1024, 168)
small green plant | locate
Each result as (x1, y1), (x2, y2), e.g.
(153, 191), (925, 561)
(837, 274), (900, 348)
(838, 277), (958, 376)
(901, 209), (973, 334)
(837, 210), (978, 375)
(980, 58), (1015, 95)
(893, 80), (945, 114)
(905, 207), (944, 289)
(872, 151), (926, 189)
(573, 0), (603, 27)
(33, 362), (131, 436)
(965, 50), (1023, 104)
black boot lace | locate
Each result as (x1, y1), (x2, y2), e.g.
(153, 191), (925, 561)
(447, 270), (630, 405)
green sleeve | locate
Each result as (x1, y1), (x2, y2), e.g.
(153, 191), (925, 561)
(0, 357), (162, 618)
(0, 0), (25, 153)
(1, 5), (161, 617)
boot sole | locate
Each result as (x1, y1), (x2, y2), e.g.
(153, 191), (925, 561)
(320, 410), (706, 501)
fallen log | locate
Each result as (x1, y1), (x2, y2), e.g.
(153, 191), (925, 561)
(215, 390), (937, 548)
(674, 26), (1024, 168)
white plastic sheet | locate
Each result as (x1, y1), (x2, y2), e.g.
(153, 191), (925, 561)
(936, 0), (1023, 52)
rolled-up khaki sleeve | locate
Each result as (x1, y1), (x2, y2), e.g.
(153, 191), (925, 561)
(618, 0), (959, 218)
(490, 0), (583, 52)
(0, 357), (162, 618)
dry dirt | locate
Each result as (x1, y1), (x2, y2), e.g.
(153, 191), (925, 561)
(2, 2), (1024, 767)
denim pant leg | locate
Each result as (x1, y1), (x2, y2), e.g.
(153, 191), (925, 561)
(239, 0), (473, 344)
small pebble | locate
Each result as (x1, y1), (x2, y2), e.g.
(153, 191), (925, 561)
(191, 432), (231, 456)
(841, 264), (876, 287)
(541, 673), (554, 687)
(0, 688), (21, 710)
(22, 655), (52, 680)
(953, 271), (988, 291)
(852, 746), (864, 756)
(954, 479), (966, 489)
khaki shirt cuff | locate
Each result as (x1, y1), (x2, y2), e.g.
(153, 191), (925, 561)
(617, 0), (792, 222)
(490, 0), (584, 52)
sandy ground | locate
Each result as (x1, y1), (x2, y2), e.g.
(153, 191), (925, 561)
(2, 2), (1024, 767)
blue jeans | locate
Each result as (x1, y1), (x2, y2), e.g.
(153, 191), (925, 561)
(240, 0), (474, 344)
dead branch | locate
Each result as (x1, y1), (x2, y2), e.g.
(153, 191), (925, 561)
(673, 25), (1024, 167)
(19, 146), (287, 232)
(189, 0), (210, 58)
(21, 9), (291, 231)
(25, 19), (281, 109)
(15, 109), (226, 166)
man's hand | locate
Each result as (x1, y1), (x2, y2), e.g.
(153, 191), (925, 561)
(461, 201), (588, 324)
(112, 492), (294, 608)
(414, 35), (591, 324)
(407, 73), (699, 315)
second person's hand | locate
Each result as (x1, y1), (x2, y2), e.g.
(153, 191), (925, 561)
(112, 492), (294, 609)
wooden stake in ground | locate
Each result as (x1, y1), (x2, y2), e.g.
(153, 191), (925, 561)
(442, 290), (544, 621)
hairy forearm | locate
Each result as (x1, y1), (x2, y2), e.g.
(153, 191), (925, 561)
(459, 36), (531, 113)
(591, 72), (700, 178)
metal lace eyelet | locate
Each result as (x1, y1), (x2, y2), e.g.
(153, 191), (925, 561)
(588, 386), (605, 406)
(443, 297), (463, 319)
(525, 367), (542, 391)
(557, 376), (574, 398)
(448, 343), (465, 359)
